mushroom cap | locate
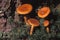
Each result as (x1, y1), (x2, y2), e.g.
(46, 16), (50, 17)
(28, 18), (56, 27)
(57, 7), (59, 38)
(27, 18), (40, 27)
(37, 7), (50, 18)
(16, 4), (32, 15)
(43, 20), (49, 27)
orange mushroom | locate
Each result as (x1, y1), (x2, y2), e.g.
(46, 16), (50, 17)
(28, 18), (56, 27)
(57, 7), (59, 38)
(43, 20), (49, 27)
(37, 7), (50, 18)
(16, 4), (32, 15)
(43, 20), (50, 33)
(27, 18), (40, 35)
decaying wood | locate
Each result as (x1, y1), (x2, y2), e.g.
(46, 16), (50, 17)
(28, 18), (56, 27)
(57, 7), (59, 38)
(14, 0), (21, 22)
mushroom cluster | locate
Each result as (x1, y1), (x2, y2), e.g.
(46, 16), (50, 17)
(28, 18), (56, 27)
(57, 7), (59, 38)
(37, 7), (50, 33)
(16, 4), (51, 35)
(16, 4), (39, 35)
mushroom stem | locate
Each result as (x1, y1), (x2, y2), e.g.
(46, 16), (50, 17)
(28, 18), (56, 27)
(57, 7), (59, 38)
(24, 16), (27, 23)
(46, 27), (49, 33)
(24, 16), (29, 25)
(30, 26), (34, 35)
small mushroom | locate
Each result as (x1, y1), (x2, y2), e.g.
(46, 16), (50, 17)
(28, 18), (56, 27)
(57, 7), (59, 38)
(43, 20), (50, 33)
(16, 4), (33, 15)
(16, 4), (33, 22)
(37, 7), (50, 18)
(27, 18), (40, 35)
(43, 20), (49, 27)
